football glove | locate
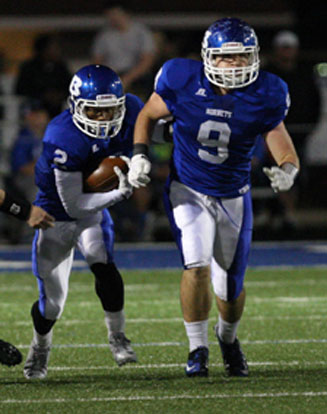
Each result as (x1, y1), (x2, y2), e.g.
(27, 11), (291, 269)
(128, 154), (151, 188)
(263, 164), (298, 193)
(113, 166), (133, 199)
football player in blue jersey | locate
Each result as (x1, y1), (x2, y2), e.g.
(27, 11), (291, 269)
(128, 18), (300, 377)
(23, 64), (142, 379)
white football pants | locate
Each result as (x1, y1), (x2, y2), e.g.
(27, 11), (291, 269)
(32, 210), (114, 320)
(164, 180), (253, 301)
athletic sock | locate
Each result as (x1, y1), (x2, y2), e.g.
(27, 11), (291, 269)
(32, 328), (53, 348)
(184, 320), (209, 352)
(104, 310), (125, 335)
(218, 315), (240, 344)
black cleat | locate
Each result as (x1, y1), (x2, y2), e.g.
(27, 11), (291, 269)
(215, 325), (248, 377)
(185, 346), (209, 377)
(0, 339), (22, 367)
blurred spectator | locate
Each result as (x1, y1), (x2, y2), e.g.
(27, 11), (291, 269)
(91, 1), (156, 99)
(260, 30), (322, 229)
(152, 31), (180, 74)
(15, 34), (72, 118)
(264, 31), (321, 174)
(6, 100), (49, 243)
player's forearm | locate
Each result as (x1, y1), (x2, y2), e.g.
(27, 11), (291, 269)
(134, 109), (156, 148)
(265, 122), (300, 170)
(269, 143), (299, 170)
(0, 189), (32, 220)
(54, 169), (124, 219)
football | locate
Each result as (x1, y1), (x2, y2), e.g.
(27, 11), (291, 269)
(83, 157), (129, 193)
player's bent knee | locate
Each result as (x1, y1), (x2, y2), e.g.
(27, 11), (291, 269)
(184, 265), (210, 281)
(83, 241), (108, 265)
(44, 300), (64, 320)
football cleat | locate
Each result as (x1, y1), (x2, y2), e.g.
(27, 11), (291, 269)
(23, 343), (51, 380)
(185, 346), (209, 377)
(109, 333), (137, 366)
(0, 339), (22, 367)
(215, 325), (248, 376)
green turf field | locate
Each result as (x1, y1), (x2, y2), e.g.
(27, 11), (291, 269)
(0, 267), (327, 414)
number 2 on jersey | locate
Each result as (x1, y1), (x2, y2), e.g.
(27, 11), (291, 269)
(197, 120), (231, 164)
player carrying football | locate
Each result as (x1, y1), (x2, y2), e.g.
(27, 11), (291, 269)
(23, 65), (141, 379)
(128, 18), (299, 377)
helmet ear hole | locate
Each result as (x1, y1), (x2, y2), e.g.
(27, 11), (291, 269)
(69, 64), (126, 139)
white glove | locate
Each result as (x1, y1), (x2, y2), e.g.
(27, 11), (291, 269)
(113, 166), (133, 199)
(263, 164), (298, 193)
(128, 154), (151, 188)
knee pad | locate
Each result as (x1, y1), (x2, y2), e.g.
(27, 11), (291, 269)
(91, 262), (124, 312)
(31, 301), (56, 335)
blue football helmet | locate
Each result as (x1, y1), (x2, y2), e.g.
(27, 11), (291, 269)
(201, 18), (260, 89)
(69, 64), (126, 139)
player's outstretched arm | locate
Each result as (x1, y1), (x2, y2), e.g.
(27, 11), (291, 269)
(263, 121), (300, 192)
(129, 92), (171, 188)
(0, 189), (55, 228)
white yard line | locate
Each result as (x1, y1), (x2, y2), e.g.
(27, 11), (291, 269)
(1, 296), (326, 307)
(44, 360), (327, 371)
(1, 279), (326, 292)
(1, 391), (327, 404)
(0, 314), (325, 327)
(13, 338), (327, 349)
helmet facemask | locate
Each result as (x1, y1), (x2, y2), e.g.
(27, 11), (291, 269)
(202, 43), (260, 89)
(71, 95), (126, 139)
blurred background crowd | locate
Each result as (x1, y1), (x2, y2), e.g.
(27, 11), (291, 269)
(0, 0), (326, 243)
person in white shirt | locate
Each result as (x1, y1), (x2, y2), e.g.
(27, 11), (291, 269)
(91, 2), (156, 93)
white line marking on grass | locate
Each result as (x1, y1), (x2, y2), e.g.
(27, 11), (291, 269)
(246, 280), (327, 287)
(0, 315), (325, 327)
(15, 338), (327, 349)
(251, 297), (327, 303)
(1, 392), (327, 404)
(1, 297), (325, 307)
(1, 280), (326, 293)
(45, 360), (327, 371)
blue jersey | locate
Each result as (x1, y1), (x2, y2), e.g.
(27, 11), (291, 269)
(34, 93), (143, 220)
(155, 58), (289, 197)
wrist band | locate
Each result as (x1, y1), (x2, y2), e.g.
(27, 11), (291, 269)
(281, 162), (299, 179)
(0, 192), (31, 221)
(133, 143), (149, 156)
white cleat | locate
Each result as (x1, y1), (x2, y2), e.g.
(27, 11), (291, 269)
(23, 344), (51, 380)
(109, 333), (137, 366)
